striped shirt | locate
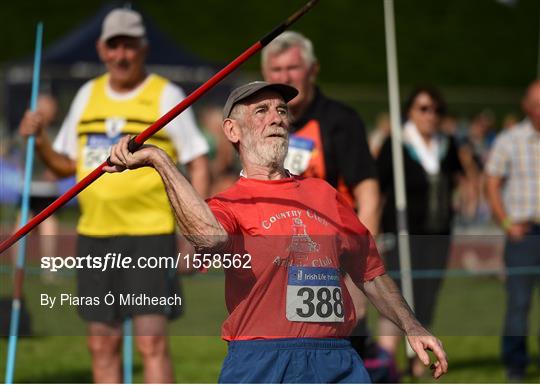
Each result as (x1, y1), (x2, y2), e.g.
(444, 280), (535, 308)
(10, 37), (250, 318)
(486, 119), (540, 222)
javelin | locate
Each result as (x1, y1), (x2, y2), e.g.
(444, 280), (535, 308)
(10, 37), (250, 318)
(0, 0), (320, 255)
(4, 22), (43, 384)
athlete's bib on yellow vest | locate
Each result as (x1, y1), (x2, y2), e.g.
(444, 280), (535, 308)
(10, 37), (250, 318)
(76, 74), (177, 236)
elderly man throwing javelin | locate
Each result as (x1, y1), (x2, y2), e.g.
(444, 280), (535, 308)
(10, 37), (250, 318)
(104, 81), (448, 383)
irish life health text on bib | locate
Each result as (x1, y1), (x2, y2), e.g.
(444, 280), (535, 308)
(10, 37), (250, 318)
(286, 266), (344, 323)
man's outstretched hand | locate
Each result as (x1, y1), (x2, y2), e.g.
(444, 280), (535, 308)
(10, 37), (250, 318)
(407, 327), (448, 379)
(103, 135), (158, 173)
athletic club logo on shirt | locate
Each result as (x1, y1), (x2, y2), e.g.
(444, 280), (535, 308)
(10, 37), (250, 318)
(105, 117), (126, 138)
(270, 211), (334, 269)
(288, 218), (320, 253)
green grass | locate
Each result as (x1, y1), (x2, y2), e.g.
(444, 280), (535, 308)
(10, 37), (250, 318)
(371, 276), (540, 383)
(432, 275), (539, 351)
(0, 270), (228, 383)
(1, 270), (539, 383)
(0, 336), (226, 383)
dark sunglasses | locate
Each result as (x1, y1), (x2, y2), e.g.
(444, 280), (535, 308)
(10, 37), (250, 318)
(416, 104), (439, 114)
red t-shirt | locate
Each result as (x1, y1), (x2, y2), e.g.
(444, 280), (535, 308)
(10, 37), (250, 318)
(207, 175), (385, 341)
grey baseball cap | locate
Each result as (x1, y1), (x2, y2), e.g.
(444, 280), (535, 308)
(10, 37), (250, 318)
(100, 9), (146, 42)
(223, 81), (298, 118)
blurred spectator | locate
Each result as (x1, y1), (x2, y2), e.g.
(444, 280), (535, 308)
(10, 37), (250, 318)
(467, 109), (496, 167)
(0, 136), (22, 207)
(261, 31), (378, 232)
(13, 95), (62, 282)
(376, 86), (463, 377)
(440, 113), (459, 137)
(368, 112), (390, 159)
(454, 110), (496, 226)
(455, 139), (484, 224)
(485, 80), (540, 381)
(502, 112), (519, 130)
(198, 105), (239, 195)
(18, 9), (209, 383)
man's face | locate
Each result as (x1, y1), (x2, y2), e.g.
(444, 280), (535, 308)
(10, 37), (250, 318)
(97, 36), (147, 87)
(236, 90), (290, 167)
(262, 46), (316, 111)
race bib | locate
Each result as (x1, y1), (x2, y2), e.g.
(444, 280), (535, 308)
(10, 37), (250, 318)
(82, 134), (117, 170)
(284, 136), (314, 175)
(286, 266), (344, 323)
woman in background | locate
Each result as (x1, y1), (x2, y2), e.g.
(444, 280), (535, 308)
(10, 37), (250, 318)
(376, 86), (463, 377)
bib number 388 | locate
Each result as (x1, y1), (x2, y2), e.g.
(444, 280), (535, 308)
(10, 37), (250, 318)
(286, 266), (344, 323)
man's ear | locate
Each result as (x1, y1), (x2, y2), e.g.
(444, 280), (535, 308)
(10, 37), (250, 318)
(96, 40), (106, 61)
(140, 41), (149, 60)
(222, 118), (241, 145)
(309, 60), (320, 84)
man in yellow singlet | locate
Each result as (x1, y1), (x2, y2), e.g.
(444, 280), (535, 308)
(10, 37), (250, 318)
(19, 8), (210, 383)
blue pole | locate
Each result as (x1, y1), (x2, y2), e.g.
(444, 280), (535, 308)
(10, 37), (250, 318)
(5, 22), (43, 384)
(123, 318), (133, 384)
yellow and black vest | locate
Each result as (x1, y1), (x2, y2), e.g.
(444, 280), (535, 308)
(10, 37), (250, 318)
(76, 74), (177, 236)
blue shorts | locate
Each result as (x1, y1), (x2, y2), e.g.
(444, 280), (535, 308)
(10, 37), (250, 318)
(218, 338), (371, 384)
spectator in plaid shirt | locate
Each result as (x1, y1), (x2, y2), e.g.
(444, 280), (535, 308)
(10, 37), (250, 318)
(486, 80), (540, 381)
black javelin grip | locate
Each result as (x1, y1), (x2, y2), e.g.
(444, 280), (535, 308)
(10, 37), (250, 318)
(105, 137), (142, 166)
(128, 137), (142, 153)
(260, 0), (319, 45)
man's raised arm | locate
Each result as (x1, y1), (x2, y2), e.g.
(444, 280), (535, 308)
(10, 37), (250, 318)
(104, 135), (228, 250)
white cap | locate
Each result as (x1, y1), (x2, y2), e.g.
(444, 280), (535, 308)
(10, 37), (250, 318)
(100, 9), (145, 42)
